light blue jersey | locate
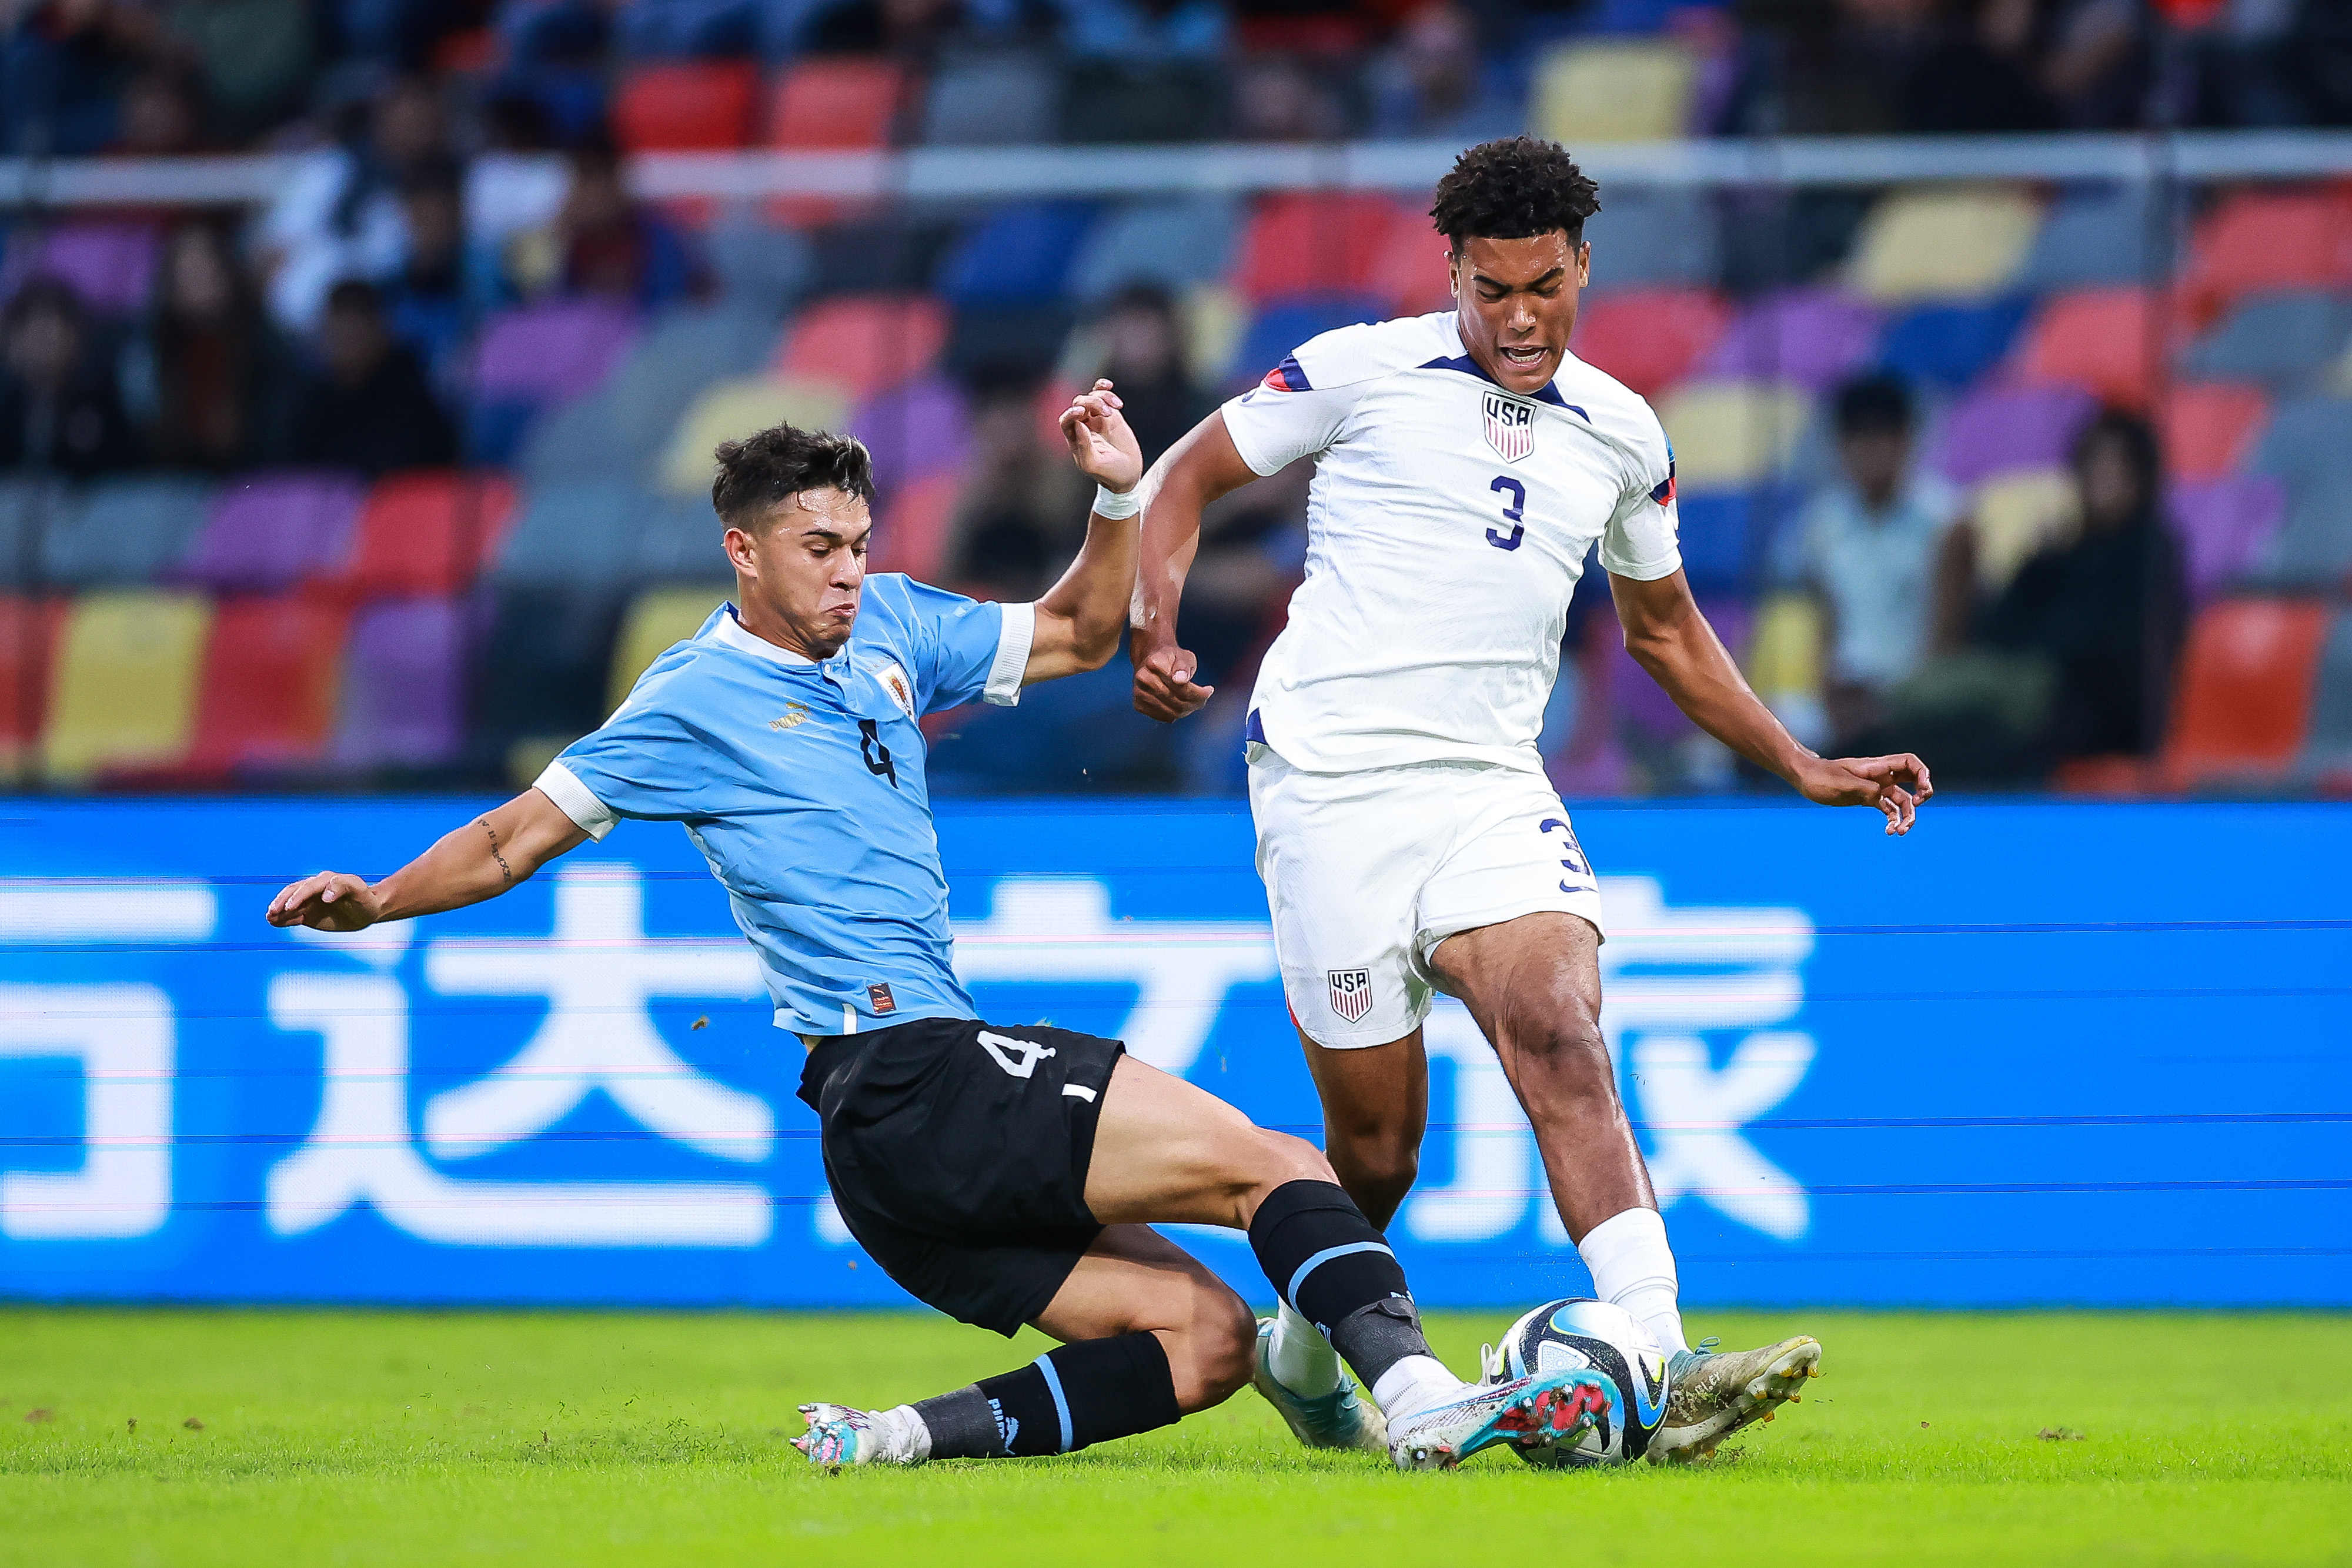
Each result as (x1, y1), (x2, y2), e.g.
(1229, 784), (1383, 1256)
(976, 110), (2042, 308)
(536, 574), (1035, 1037)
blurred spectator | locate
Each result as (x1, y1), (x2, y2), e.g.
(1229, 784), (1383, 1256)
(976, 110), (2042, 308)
(291, 279), (457, 476)
(2040, 0), (2145, 129)
(1367, 1), (1518, 140)
(1, 0), (165, 156)
(113, 63), (204, 153)
(1735, 0), (1935, 135)
(1901, 0), (2060, 132)
(804, 0), (967, 56)
(1795, 375), (1963, 748)
(379, 159), (478, 385)
(166, 0), (314, 141)
(506, 141), (709, 309)
(467, 93), (571, 259)
(124, 220), (298, 469)
(1059, 0), (1231, 141)
(1057, 0), (1227, 61)
(949, 374), (1086, 584)
(1093, 285), (1208, 467)
(0, 278), (141, 476)
(1231, 51), (1352, 141)
(255, 76), (450, 329)
(1976, 410), (2184, 764)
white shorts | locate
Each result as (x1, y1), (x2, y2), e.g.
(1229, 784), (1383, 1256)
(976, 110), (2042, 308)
(1247, 749), (1607, 1048)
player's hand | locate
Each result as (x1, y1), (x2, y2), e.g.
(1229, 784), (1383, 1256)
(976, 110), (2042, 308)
(1130, 633), (1214, 723)
(1060, 378), (1144, 497)
(266, 871), (386, 931)
(1795, 753), (1934, 835)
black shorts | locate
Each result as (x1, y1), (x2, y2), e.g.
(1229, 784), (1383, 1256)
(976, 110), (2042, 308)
(796, 1016), (1125, 1336)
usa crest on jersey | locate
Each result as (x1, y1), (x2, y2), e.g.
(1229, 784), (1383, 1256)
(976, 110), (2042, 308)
(1482, 391), (1535, 462)
(1328, 967), (1374, 1024)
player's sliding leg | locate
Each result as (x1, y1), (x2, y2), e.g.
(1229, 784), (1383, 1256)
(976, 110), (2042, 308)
(1429, 911), (1822, 1462)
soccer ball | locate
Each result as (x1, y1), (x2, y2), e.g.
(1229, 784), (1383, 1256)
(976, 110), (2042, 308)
(1484, 1298), (1670, 1467)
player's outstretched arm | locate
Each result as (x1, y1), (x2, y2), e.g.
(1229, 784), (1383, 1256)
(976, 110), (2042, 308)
(1130, 412), (1260, 722)
(1024, 380), (1147, 684)
(1609, 568), (1934, 835)
(264, 788), (589, 932)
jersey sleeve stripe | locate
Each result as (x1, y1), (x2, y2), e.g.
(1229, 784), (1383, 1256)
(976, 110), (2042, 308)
(533, 761), (619, 841)
(1261, 354), (1311, 392)
(985, 601), (1034, 707)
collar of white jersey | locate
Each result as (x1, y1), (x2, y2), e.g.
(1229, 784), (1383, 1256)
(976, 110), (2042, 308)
(710, 603), (821, 667)
(1432, 315), (1576, 410)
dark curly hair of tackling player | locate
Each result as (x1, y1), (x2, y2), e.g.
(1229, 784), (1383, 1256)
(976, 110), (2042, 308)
(1428, 136), (1602, 253)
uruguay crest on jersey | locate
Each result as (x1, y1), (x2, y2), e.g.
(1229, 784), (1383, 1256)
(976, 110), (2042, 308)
(1483, 390), (1535, 462)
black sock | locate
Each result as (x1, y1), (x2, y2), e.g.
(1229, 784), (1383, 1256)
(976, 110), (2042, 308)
(1248, 1178), (1435, 1392)
(912, 1332), (1181, 1459)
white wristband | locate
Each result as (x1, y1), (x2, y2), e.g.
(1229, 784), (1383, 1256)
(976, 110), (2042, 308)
(1092, 484), (1142, 520)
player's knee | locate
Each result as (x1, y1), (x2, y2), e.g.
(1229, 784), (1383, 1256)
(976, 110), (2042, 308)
(1513, 1010), (1614, 1093)
(1329, 1127), (1418, 1206)
(1254, 1128), (1336, 1189)
(1162, 1283), (1258, 1412)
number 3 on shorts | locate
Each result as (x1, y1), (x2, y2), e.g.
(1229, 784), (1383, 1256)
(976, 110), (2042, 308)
(978, 1030), (1057, 1078)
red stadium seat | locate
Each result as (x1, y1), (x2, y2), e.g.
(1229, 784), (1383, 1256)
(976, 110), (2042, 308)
(2158, 382), (2269, 482)
(769, 59), (904, 149)
(183, 596), (351, 778)
(323, 471), (518, 601)
(871, 471), (961, 580)
(774, 295), (948, 402)
(2184, 190), (2352, 317)
(613, 62), (761, 153)
(0, 596), (65, 781)
(1368, 210), (1455, 317)
(1235, 192), (1418, 306)
(1571, 288), (1733, 399)
(2011, 287), (2164, 411)
(2161, 597), (2331, 789)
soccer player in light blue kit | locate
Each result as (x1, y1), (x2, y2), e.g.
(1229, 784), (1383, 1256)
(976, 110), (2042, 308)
(268, 386), (1611, 1471)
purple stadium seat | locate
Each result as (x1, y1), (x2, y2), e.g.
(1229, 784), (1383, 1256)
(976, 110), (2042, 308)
(472, 298), (642, 407)
(1616, 597), (1755, 744)
(332, 597), (470, 770)
(1932, 385), (2099, 487)
(0, 222), (161, 316)
(852, 375), (972, 496)
(1699, 289), (1883, 392)
(179, 472), (366, 593)
(2169, 473), (2287, 601)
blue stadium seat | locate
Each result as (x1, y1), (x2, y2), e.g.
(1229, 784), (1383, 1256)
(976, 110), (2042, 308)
(488, 483), (649, 589)
(2248, 396), (2352, 492)
(1876, 297), (2031, 387)
(2016, 183), (2158, 291)
(919, 50), (1061, 145)
(1068, 197), (1242, 303)
(1230, 296), (1388, 392)
(612, 0), (764, 58)
(2183, 290), (2352, 387)
(937, 202), (1100, 306)
(1674, 487), (1801, 593)
(703, 217), (812, 314)
(2300, 607), (2352, 777)
(633, 493), (733, 583)
(42, 477), (214, 587)
(1583, 186), (1722, 292)
(0, 478), (62, 589)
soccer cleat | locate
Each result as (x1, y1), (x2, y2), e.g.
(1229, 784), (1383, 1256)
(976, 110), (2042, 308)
(792, 1402), (924, 1467)
(1387, 1368), (1612, 1472)
(1250, 1318), (1389, 1453)
(1648, 1336), (1823, 1463)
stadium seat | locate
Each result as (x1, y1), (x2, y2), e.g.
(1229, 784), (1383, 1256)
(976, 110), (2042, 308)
(489, 483), (652, 589)
(2246, 395), (2352, 492)
(0, 478), (63, 589)
(2253, 486), (2352, 587)
(2016, 183), (2157, 292)
(1847, 186), (2040, 304)
(1875, 296), (2030, 387)
(471, 299), (644, 466)
(2010, 287), (2161, 410)
(2298, 607), (2352, 778)
(609, 586), (729, 712)
(1570, 287), (1732, 398)
(633, 493), (732, 583)
(42, 590), (211, 783)
(2168, 473), (2286, 601)
(1700, 289), (1882, 390)
(702, 216), (813, 315)
(658, 376), (851, 494)
(1234, 192), (1415, 306)
(0, 220), (160, 316)
(1230, 296), (1389, 394)
(612, 61), (760, 151)
(853, 375), (971, 495)
(2161, 597), (2331, 790)
(2184, 190), (2352, 317)
(0, 596), (65, 781)
(1673, 488), (1795, 590)
(326, 472), (519, 600)
(773, 294), (948, 401)
(179, 472), (366, 594)
(871, 469), (960, 579)
(937, 202), (1098, 306)
(184, 595), (350, 778)
(1933, 383), (2097, 486)
(1583, 186), (1722, 293)
(768, 59), (903, 148)
(1969, 467), (2077, 592)
(919, 49), (1060, 145)
(1744, 590), (1825, 721)
(1367, 211), (1455, 319)
(1068, 197), (1242, 303)
(2158, 383), (2269, 483)
(2183, 289), (2352, 387)
(332, 597), (470, 772)
(1532, 39), (1695, 143)
(36, 476), (212, 587)
(1653, 379), (1812, 489)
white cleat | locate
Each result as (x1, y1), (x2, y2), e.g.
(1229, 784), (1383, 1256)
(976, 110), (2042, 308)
(1250, 1319), (1389, 1453)
(792, 1402), (924, 1467)
(1387, 1368), (1612, 1472)
(1649, 1336), (1822, 1463)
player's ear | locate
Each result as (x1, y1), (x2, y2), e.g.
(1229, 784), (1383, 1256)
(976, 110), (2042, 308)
(1575, 240), (1591, 286)
(723, 522), (759, 576)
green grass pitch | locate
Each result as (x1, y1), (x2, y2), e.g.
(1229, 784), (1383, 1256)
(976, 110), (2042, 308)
(4, 1306), (2348, 1566)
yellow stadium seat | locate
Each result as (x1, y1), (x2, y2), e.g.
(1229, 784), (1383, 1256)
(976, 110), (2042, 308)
(1848, 186), (2040, 303)
(1745, 591), (1823, 703)
(609, 586), (731, 714)
(1534, 39), (1696, 145)
(1969, 467), (2078, 592)
(43, 590), (212, 784)
(657, 377), (851, 496)
(1654, 379), (1812, 488)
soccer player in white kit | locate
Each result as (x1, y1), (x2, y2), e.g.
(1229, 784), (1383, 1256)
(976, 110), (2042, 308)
(1130, 138), (1933, 1462)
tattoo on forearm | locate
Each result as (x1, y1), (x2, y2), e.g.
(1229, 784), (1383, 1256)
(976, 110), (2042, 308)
(481, 818), (513, 884)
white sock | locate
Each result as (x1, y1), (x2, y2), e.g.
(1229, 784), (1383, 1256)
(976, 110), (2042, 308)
(1371, 1354), (1463, 1424)
(1577, 1206), (1690, 1355)
(1267, 1301), (1343, 1395)
(875, 1404), (931, 1463)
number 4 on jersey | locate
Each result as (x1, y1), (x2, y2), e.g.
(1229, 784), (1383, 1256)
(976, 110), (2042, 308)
(978, 1030), (1057, 1078)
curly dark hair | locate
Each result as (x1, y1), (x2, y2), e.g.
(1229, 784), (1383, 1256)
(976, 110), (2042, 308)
(1428, 136), (1601, 253)
(710, 423), (877, 528)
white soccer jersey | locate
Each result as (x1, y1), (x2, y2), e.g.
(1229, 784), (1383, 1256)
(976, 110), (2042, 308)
(1221, 310), (1682, 776)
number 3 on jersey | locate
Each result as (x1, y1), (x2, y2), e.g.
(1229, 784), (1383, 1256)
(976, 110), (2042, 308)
(1488, 476), (1525, 551)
